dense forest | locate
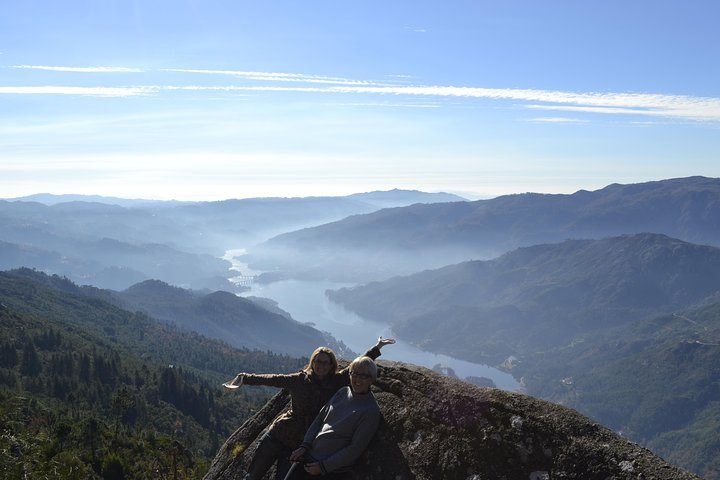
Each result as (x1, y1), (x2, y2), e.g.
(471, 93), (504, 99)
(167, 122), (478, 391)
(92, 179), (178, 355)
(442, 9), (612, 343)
(0, 269), (306, 479)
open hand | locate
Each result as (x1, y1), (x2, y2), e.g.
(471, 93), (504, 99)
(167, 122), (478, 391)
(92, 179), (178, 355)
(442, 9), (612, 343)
(377, 336), (396, 348)
(222, 373), (244, 390)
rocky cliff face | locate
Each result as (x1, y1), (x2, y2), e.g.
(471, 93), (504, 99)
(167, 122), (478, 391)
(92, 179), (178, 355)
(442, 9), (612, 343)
(205, 362), (698, 480)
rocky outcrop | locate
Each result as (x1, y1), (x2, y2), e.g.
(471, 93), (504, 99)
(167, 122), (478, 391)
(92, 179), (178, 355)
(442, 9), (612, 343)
(205, 362), (699, 480)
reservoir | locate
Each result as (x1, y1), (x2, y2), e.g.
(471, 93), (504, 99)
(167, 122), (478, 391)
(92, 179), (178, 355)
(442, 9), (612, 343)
(225, 250), (520, 391)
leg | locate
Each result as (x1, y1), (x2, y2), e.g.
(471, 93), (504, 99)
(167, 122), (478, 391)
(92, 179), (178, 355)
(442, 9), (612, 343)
(245, 433), (289, 480)
(274, 454), (293, 480)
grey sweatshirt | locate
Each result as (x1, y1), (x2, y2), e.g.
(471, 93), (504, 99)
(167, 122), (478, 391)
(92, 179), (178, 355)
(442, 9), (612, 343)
(301, 386), (380, 474)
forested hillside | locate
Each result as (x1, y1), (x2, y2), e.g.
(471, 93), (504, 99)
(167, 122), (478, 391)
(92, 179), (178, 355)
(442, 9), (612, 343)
(0, 270), (305, 479)
(329, 233), (720, 363)
(518, 302), (720, 477)
(327, 234), (720, 476)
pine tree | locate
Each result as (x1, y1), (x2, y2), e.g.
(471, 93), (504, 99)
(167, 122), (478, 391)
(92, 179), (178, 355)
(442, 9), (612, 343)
(19, 340), (42, 376)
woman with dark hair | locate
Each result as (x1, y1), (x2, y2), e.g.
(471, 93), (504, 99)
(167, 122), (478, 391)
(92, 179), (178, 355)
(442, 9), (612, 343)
(224, 337), (394, 480)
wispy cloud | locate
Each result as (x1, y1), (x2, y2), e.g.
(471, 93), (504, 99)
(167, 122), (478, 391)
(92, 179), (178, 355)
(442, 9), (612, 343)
(4, 65), (720, 122)
(0, 86), (155, 97)
(325, 102), (440, 109)
(161, 68), (391, 86)
(320, 85), (720, 122)
(527, 117), (590, 124)
(12, 65), (143, 73)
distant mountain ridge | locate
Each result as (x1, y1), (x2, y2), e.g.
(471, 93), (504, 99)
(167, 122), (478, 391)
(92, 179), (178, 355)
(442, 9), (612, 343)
(4, 193), (190, 207)
(0, 189), (465, 290)
(328, 233), (720, 362)
(5, 189), (465, 209)
(246, 176), (720, 282)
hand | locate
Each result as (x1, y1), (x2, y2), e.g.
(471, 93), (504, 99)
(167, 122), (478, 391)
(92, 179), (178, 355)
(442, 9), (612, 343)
(377, 336), (396, 349)
(222, 373), (244, 390)
(289, 446), (307, 462)
(304, 462), (322, 475)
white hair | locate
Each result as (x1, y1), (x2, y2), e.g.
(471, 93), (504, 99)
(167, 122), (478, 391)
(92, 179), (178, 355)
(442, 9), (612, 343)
(349, 356), (377, 381)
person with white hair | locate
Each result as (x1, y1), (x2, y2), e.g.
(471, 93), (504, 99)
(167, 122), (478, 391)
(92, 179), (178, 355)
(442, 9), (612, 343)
(288, 356), (380, 478)
(225, 338), (394, 480)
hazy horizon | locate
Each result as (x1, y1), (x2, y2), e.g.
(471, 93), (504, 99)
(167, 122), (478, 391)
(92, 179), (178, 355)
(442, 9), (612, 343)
(2, 1), (719, 201)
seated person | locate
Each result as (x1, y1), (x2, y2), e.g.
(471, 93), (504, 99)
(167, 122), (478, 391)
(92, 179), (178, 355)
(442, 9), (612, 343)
(288, 356), (380, 478)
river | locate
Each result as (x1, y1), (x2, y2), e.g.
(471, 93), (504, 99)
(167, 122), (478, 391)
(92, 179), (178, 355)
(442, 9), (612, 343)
(224, 249), (520, 391)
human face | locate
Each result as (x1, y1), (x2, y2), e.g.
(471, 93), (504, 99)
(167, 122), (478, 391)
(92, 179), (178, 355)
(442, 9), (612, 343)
(349, 369), (373, 394)
(312, 353), (332, 379)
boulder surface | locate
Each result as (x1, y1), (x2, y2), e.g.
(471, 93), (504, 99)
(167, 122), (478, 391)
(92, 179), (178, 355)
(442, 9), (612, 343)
(205, 361), (699, 480)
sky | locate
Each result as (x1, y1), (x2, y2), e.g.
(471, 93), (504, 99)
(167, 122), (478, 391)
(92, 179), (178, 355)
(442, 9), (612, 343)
(1, 0), (719, 200)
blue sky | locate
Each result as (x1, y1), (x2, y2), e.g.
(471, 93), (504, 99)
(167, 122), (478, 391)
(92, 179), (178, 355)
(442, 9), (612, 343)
(1, 0), (719, 200)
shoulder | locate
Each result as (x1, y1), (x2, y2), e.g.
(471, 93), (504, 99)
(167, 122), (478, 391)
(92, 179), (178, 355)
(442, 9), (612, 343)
(366, 392), (380, 410)
(331, 386), (351, 402)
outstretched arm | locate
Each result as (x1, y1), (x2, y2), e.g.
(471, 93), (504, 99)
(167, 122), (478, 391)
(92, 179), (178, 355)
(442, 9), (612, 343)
(362, 336), (396, 361)
(222, 373), (244, 390)
(225, 371), (303, 390)
(376, 336), (396, 349)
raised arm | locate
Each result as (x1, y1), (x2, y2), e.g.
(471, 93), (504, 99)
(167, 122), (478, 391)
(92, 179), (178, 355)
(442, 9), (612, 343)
(362, 336), (396, 361)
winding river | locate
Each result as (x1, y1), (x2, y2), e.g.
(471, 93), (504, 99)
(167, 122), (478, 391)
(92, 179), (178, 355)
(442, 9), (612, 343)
(225, 249), (520, 391)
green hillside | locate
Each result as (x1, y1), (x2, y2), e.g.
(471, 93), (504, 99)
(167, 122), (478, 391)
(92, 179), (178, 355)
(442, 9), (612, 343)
(0, 269), (305, 479)
(329, 233), (720, 363)
(517, 301), (720, 477)
(328, 234), (720, 476)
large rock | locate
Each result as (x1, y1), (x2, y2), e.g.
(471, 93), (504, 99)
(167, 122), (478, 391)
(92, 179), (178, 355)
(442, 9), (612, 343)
(205, 362), (698, 480)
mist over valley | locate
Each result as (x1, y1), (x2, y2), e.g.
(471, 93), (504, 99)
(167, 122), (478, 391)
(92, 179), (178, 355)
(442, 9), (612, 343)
(2, 179), (720, 476)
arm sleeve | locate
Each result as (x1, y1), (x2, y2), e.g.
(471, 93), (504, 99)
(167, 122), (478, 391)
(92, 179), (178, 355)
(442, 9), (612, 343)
(338, 344), (382, 379)
(364, 345), (382, 361)
(241, 372), (302, 389)
(320, 407), (380, 473)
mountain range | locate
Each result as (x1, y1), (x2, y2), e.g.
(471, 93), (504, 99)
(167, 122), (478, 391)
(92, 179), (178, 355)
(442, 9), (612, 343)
(0, 189), (464, 290)
(246, 176), (720, 282)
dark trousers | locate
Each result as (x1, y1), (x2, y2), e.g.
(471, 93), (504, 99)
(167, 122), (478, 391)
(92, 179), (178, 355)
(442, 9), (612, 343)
(286, 461), (352, 480)
(289, 469), (351, 480)
(245, 432), (293, 480)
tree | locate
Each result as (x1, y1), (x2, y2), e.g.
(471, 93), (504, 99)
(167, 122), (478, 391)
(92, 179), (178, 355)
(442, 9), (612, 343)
(19, 340), (41, 376)
(0, 342), (17, 368)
